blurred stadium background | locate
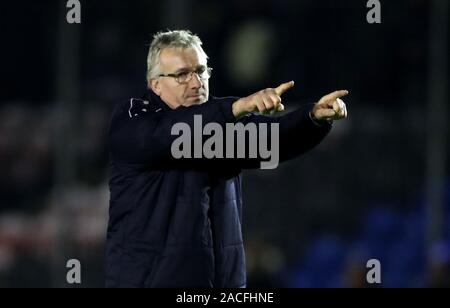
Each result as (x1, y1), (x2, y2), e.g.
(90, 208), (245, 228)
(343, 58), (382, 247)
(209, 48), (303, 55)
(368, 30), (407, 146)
(0, 0), (448, 287)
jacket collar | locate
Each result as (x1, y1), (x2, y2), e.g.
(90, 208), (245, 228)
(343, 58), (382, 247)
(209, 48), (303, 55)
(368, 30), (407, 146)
(143, 89), (172, 112)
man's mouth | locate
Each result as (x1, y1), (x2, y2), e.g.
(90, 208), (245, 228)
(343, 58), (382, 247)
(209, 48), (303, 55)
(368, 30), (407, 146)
(188, 94), (204, 99)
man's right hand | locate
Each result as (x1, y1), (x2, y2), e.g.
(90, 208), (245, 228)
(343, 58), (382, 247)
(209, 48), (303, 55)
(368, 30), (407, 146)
(232, 81), (295, 119)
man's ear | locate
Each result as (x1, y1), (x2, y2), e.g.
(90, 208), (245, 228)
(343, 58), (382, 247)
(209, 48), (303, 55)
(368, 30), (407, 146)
(149, 78), (161, 96)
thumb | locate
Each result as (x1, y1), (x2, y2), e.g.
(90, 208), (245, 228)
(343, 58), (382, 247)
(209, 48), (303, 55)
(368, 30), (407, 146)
(314, 109), (336, 119)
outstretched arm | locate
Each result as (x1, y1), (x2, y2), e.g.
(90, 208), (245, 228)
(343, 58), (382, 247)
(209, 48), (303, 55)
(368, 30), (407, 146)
(232, 82), (349, 168)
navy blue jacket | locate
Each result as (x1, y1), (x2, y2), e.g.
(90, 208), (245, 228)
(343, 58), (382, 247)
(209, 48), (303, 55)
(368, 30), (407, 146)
(106, 89), (331, 288)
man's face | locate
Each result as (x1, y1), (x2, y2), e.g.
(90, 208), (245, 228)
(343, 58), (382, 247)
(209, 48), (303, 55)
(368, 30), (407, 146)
(150, 47), (209, 108)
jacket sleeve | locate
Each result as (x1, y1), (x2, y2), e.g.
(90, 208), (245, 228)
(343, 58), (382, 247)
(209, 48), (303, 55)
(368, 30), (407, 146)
(237, 103), (332, 169)
(108, 97), (237, 167)
(109, 97), (331, 169)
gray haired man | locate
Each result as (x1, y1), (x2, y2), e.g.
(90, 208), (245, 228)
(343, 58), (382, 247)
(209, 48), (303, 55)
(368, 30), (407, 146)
(106, 30), (348, 288)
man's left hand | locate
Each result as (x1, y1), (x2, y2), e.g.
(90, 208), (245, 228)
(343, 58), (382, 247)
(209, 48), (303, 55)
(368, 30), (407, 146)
(312, 90), (349, 122)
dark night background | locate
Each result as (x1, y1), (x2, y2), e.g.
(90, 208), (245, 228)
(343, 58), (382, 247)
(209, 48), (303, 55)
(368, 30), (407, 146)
(0, 0), (448, 287)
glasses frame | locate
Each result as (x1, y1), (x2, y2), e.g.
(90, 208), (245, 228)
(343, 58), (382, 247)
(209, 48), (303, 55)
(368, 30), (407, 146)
(158, 67), (213, 84)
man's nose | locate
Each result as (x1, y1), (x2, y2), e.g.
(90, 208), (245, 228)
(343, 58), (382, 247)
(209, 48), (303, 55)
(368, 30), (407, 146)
(189, 72), (203, 89)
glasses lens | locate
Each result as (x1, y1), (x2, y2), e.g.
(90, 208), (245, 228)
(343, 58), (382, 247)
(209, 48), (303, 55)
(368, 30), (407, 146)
(176, 68), (212, 83)
(177, 72), (190, 83)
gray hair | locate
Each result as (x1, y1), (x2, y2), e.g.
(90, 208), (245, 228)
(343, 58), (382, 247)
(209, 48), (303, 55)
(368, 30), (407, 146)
(146, 30), (208, 84)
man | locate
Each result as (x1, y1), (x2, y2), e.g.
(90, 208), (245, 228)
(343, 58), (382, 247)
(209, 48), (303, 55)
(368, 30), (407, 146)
(106, 30), (348, 288)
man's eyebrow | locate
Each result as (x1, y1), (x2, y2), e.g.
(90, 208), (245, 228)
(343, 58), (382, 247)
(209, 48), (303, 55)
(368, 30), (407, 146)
(173, 65), (206, 74)
(173, 67), (190, 74)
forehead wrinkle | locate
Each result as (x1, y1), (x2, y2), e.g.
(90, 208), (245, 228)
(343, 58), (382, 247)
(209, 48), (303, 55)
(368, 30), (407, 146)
(159, 47), (207, 73)
(174, 64), (207, 74)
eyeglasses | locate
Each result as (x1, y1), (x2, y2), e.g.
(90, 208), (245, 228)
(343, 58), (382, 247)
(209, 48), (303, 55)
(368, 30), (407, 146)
(158, 67), (212, 84)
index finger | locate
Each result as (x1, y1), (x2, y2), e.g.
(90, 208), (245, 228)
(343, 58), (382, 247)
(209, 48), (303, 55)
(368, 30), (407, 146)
(323, 90), (349, 101)
(274, 81), (295, 96)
